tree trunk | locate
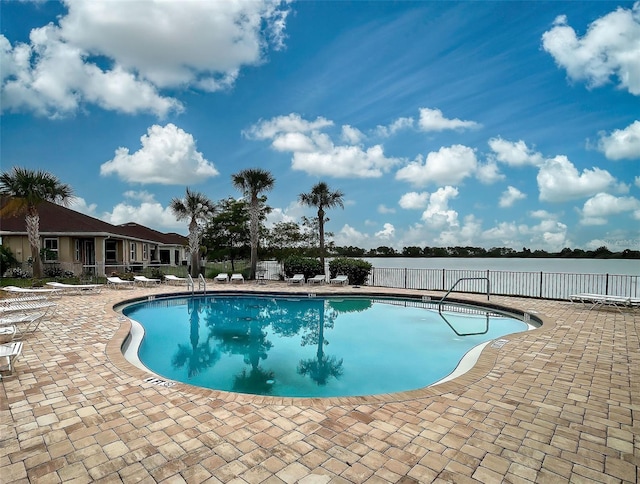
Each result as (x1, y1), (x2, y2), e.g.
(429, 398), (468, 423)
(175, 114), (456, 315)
(188, 219), (200, 277)
(26, 210), (42, 279)
(249, 201), (259, 280)
(318, 208), (325, 272)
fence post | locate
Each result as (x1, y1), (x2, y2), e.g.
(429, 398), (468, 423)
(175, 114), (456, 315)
(539, 271), (543, 298)
(605, 273), (609, 295)
(442, 269), (446, 291)
(404, 268), (407, 289)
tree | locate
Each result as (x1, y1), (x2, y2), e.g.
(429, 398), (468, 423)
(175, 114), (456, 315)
(264, 221), (306, 260)
(0, 167), (74, 278)
(232, 168), (275, 279)
(298, 182), (344, 272)
(202, 197), (250, 270)
(169, 188), (215, 277)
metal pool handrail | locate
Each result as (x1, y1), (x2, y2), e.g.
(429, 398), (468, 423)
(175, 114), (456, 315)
(436, 277), (491, 336)
(439, 277), (491, 307)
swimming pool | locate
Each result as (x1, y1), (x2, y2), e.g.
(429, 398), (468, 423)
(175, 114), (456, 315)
(121, 294), (535, 398)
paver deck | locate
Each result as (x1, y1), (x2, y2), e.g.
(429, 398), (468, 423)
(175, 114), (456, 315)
(1, 282), (638, 483)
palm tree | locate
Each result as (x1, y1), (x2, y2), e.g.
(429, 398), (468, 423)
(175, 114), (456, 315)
(0, 167), (74, 279)
(231, 168), (275, 279)
(298, 182), (344, 272)
(169, 188), (215, 277)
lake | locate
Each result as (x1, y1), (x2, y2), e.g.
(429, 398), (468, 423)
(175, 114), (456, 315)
(361, 257), (640, 276)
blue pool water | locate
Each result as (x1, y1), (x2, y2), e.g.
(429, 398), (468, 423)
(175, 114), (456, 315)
(122, 295), (532, 397)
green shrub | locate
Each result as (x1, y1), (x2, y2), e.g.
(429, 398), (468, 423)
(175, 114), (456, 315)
(281, 255), (323, 280)
(328, 258), (372, 285)
(149, 267), (164, 280)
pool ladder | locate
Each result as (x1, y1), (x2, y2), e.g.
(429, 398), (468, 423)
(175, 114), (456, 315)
(437, 277), (491, 336)
(186, 274), (207, 294)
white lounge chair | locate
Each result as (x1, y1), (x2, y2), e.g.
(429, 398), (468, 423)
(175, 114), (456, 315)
(164, 275), (188, 285)
(2, 286), (61, 298)
(330, 275), (349, 285)
(106, 277), (135, 289)
(0, 312), (49, 338)
(214, 273), (229, 283)
(0, 341), (23, 374)
(287, 274), (305, 285)
(133, 275), (161, 286)
(0, 295), (48, 305)
(230, 273), (244, 284)
(46, 282), (103, 294)
(569, 293), (631, 312)
(307, 274), (326, 285)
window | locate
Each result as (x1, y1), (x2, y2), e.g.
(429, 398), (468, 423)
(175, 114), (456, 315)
(105, 240), (117, 262)
(143, 244), (148, 261)
(130, 242), (137, 261)
(75, 240), (81, 262)
(43, 238), (59, 262)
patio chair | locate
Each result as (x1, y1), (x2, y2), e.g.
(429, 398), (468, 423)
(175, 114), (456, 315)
(287, 274), (305, 285)
(46, 282), (103, 294)
(2, 286), (62, 299)
(214, 273), (229, 283)
(164, 275), (188, 285)
(0, 311), (54, 338)
(307, 274), (326, 285)
(0, 341), (23, 375)
(230, 273), (244, 284)
(133, 275), (161, 287)
(106, 277), (135, 289)
(330, 275), (349, 285)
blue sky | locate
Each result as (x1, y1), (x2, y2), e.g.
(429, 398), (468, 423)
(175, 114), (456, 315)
(2, 0), (639, 252)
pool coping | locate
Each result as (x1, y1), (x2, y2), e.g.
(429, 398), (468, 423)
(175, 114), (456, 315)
(105, 289), (556, 407)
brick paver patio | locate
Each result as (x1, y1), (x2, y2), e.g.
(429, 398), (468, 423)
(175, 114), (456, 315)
(1, 282), (638, 483)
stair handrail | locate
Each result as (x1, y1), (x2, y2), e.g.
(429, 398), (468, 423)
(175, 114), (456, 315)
(437, 277), (491, 336)
(439, 277), (490, 309)
(186, 274), (195, 293)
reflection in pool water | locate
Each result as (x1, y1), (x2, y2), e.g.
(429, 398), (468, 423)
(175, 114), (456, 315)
(123, 295), (532, 397)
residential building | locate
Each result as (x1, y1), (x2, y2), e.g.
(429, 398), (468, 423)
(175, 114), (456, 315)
(1, 198), (188, 277)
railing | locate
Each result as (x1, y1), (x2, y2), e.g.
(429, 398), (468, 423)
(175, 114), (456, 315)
(366, 267), (639, 300)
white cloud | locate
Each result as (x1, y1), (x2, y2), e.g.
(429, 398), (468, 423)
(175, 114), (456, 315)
(417, 108), (479, 132)
(100, 123), (219, 184)
(636, 176), (640, 188)
(488, 137), (544, 167)
(396, 145), (478, 187)
(1, 0), (290, 117)
(580, 192), (640, 225)
(333, 224), (371, 248)
(499, 186), (526, 208)
(375, 116), (414, 137)
(537, 155), (619, 202)
(377, 204), (396, 214)
(102, 193), (183, 231)
(60, 0), (290, 87)
(420, 186), (459, 228)
(245, 113), (333, 139)
(1, 28), (181, 118)
(529, 209), (557, 220)
(247, 113), (400, 178)
(69, 197), (98, 218)
(542, 3), (640, 95)
(398, 192), (429, 209)
(375, 223), (395, 239)
(598, 120), (640, 160)
(341, 125), (365, 144)
(476, 161), (505, 184)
